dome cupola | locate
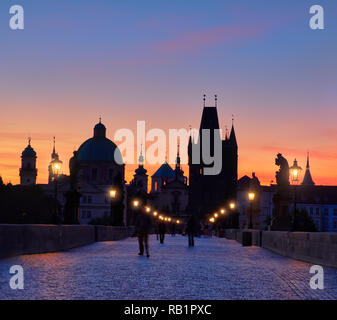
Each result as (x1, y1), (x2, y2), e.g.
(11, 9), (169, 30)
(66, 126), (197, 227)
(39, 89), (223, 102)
(94, 119), (106, 138)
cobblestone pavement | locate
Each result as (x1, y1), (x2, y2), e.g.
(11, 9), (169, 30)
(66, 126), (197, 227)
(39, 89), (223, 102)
(0, 235), (336, 300)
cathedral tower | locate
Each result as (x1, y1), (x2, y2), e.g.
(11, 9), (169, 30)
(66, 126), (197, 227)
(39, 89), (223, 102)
(20, 138), (37, 185)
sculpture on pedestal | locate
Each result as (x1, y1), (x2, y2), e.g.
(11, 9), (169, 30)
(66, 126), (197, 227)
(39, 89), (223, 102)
(272, 153), (291, 230)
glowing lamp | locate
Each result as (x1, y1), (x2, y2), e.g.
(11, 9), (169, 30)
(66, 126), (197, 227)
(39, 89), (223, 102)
(51, 159), (62, 176)
(290, 159), (302, 183)
(109, 189), (117, 199)
(229, 202), (236, 210)
(248, 192), (255, 201)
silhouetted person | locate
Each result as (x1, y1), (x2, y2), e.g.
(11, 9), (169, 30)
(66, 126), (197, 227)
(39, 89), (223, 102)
(186, 215), (198, 247)
(135, 211), (152, 257)
(158, 221), (166, 244)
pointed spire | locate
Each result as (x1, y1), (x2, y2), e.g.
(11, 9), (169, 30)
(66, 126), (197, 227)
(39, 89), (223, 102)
(99, 116), (102, 123)
(28, 137), (31, 146)
(225, 125), (229, 140)
(229, 122), (237, 148)
(176, 140), (181, 166)
(302, 151), (315, 185)
(138, 143), (144, 166)
(53, 136), (56, 154)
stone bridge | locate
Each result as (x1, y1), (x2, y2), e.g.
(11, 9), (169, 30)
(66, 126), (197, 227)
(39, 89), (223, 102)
(0, 235), (336, 300)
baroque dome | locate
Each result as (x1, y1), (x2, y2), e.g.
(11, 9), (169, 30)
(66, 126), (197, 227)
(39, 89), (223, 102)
(77, 121), (123, 164)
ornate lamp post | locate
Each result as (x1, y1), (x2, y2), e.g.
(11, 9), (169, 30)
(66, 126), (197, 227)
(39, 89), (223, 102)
(289, 159), (302, 230)
(51, 158), (62, 223)
(248, 192), (255, 229)
(109, 188), (117, 225)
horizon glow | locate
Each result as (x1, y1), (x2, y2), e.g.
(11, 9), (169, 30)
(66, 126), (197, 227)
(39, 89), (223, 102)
(0, 0), (337, 186)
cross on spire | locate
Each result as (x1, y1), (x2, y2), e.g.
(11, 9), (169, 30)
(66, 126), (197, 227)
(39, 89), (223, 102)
(28, 137), (31, 145)
(203, 94), (206, 108)
(215, 94), (218, 107)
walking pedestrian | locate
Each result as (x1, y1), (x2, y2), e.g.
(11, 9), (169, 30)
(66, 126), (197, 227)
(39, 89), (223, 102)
(186, 215), (198, 247)
(158, 221), (166, 244)
(135, 209), (152, 257)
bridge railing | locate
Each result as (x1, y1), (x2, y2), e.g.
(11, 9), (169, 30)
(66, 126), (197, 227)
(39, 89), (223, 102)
(224, 229), (337, 268)
(0, 224), (134, 259)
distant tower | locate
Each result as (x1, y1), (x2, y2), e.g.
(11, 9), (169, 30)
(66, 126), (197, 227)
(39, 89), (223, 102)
(175, 142), (186, 183)
(188, 95), (238, 217)
(132, 145), (148, 193)
(20, 138), (37, 185)
(48, 137), (62, 183)
(301, 152), (315, 186)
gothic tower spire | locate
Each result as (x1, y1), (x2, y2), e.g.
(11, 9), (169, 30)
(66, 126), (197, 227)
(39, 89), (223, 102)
(301, 151), (315, 186)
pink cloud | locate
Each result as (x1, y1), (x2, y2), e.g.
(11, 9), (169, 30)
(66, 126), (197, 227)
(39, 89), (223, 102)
(156, 23), (268, 54)
(259, 146), (337, 161)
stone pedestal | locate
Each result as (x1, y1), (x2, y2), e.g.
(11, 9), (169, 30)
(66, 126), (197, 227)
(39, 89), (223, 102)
(272, 188), (291, 231)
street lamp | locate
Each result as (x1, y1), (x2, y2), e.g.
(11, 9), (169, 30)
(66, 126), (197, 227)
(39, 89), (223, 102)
(153, 211), (158, 217)
(214, 213), (219, 218)
(209, 217), (215, 223)
(290, 159), (303, 230)
(132, 199), (140, 208)
(51, 158), (62, 223)
(248, 192), (255, 229)
(220, 208), (226, 215)
(229, 202), (236, 210)
(145, 206), (151, 213)
(109, 188), (117, 225)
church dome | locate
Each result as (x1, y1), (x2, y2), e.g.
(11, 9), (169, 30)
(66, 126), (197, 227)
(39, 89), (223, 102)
(152, 162), (176, 178)
(77, 121), (123, 164)
(22, 144), (36, 157)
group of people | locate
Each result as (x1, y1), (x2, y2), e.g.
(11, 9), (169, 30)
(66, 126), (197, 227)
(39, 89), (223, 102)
(134, 209), (200, 258)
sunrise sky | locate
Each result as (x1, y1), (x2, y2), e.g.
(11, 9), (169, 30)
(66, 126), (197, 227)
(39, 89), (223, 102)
(0, 0), (337, 186)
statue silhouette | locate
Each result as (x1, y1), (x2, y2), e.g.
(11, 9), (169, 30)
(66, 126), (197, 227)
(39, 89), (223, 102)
(275, 153), (289, 188)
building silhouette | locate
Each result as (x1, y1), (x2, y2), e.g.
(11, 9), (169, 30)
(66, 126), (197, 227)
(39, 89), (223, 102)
(188, 96), (238, 217)
(302, 152), (315, 186)
(20, 138), (37, 186)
